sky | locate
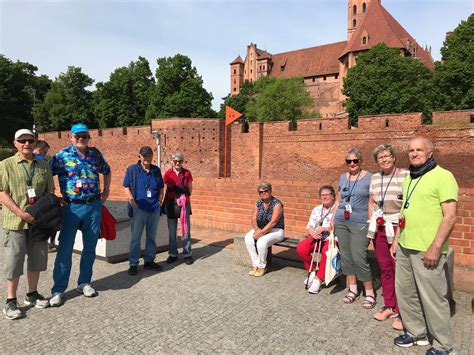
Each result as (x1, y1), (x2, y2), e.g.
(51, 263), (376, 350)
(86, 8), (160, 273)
(1, 0), (472, 111)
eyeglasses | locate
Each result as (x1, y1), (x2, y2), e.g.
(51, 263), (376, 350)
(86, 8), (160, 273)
(173, 160), (183, 164)
(345, 159), (359, 164)
(320, 193), (333, 197)
(74, 134), (90, 140)
(258, 190), (270, 194)
(16, 139), (35, 144)
(377, 154), (392, 161)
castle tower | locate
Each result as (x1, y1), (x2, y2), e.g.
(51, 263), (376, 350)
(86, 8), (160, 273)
(230, 55), (244, 96)
(348, 0), (375, 41)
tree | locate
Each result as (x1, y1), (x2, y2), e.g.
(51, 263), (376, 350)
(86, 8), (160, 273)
(146, 54), (215, 120)
(343, 43), (433, 125)
(93, 57), (155, 127)
(432, 14), (474, 111)
(245, 76), (314, 122)
(34, 66), (95, 131)
(0, 55), (51, 144)
(218, 81), (255, 119)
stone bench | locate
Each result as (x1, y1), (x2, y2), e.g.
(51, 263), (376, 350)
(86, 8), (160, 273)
(69, 201), (169, 263)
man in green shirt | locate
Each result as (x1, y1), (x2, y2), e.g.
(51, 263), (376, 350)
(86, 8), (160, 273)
(0, 129), (54, 320)
(392, 137), (458, 355)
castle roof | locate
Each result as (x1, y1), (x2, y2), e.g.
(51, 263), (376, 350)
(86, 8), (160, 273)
(339, 1), (434, 69)
(269, 41), (347, 78)
(230, 55), (244, 65)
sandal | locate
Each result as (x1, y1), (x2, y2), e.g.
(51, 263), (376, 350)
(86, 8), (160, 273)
(363, 295), (377, 309)
(343, 290), (360, 304)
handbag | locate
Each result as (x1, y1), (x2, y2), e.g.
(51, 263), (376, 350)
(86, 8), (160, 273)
(325, 231), (341, 284)
(165, 174), (186, 219)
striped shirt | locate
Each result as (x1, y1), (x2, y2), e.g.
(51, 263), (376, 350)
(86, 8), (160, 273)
(369, 168), (409, 215)
(0, 154), (53, 230)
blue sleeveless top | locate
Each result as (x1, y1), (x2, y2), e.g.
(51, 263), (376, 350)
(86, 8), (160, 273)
(256, 197), (285, 230)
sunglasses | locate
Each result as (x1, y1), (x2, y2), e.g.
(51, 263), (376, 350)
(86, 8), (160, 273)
(74, 134), (90, 140)
(258, 190), (270, 194)
(16, 139), (35, 144)
(345, 159), (359, 165)
(173, 160), (183, 163)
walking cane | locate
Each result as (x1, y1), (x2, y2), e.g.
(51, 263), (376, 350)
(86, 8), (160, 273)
(305, 239), (323, 290)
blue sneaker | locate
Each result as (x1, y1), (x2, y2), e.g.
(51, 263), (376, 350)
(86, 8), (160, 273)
(394, 334), (430, 348)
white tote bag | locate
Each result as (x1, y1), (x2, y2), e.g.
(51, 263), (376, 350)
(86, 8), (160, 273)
(325, 231), (341, 284)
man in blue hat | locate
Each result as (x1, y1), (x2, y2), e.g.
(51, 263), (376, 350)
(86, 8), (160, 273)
(49, 123), (111, 307)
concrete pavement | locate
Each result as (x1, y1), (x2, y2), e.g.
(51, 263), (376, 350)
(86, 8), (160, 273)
(0, 240), (473, 354)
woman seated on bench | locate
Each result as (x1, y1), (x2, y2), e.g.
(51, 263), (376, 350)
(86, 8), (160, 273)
(244, 182), (285, 277)
(297, 185), (337, 294)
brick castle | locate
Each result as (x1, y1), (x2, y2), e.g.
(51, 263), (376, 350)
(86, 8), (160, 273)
(40, 110), (474, 268)
(229, 0), (435, 118)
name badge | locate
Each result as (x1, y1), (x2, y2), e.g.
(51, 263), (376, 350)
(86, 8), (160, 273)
(345, 204), (352, 213)
(373, 209), (383, 218)
(76, 180), (83, 188)
(27, 187), (36, 198)
(147, 189), (152, 198)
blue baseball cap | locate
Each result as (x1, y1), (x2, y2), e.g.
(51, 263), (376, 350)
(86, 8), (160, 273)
(71, 123), (89, 134)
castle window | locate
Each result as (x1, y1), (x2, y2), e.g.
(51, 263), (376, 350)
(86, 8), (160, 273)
(353, 5), (357, 15)
(263, 65), (265, 70)
(234, 87), (236, 92)
(234, 79), (236, 84)
(323, 76), (327, 81)
(335, 74), (339, 79)
(362, 36), (367, 45)
(363, 3), (366, 12)
(250, 69), (252, 74)
(353, 19), (357, 28)
(312, 77), (315, 82)
(233, 69), (236, 74)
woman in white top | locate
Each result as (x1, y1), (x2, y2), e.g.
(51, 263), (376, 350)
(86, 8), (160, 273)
(368, 143), (408, 331)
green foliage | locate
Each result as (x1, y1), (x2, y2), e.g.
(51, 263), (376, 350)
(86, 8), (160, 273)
(0, 148), (15, 161)
(432, 14), (474, 111)
(0, 55), (51, 142)
(220, 77), (314, 122)
(246, 76), (314, 122)
(34, 66), (95, 131)
(146, 54), (215, 120)
(343, 43), (433, 126)
(93, 56), (155, 127)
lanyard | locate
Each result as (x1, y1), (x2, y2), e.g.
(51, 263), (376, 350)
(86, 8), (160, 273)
(345, 170), (361, 202)
(20, 161), (36, 187)
(318, 204), (334, 226)
(379, 168), (396, 209)
(403, 176), (423, 209)
(143, 168), (154, 189)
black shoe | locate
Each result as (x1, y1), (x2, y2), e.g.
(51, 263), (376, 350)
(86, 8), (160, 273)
(184, 256), (194, 265)
(128, 265), (138, 276)
(166, 256), (178, 264)
(144, 261), (163, 271)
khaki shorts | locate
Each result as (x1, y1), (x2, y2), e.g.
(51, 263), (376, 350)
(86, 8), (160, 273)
(2, 229), (48, 279)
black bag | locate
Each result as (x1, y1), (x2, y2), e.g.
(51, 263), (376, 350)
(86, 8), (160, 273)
(165, 174), (186, 219)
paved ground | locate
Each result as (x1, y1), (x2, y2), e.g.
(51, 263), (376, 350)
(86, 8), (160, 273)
(0, 241), (473, 354)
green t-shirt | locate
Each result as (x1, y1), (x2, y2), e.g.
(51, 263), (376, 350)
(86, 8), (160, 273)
(399, 165), (458, 253)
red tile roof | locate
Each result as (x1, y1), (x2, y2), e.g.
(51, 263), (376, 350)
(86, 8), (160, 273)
(268, 41), (348, 78)
(339, 1), (434, 69)
(230, 55), (244, 65)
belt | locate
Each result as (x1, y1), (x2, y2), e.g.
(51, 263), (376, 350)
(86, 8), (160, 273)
(65, 195), (100, 204)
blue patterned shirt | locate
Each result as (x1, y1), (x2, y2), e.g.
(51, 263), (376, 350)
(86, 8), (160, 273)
(51, 145), (111, 200)
(256, 197), (285, 230)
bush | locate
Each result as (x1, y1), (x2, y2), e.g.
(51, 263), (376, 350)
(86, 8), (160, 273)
(0, 148), (15, 161)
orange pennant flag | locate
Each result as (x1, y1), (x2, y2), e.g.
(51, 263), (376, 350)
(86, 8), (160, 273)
(225, 106), (243, 126)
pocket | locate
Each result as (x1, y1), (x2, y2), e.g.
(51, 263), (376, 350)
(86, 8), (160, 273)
(3, 229), (10, 248)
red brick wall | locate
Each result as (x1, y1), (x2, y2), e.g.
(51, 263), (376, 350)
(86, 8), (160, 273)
(38, 109), (474, 267)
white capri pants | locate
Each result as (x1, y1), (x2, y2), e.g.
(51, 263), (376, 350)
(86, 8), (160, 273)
(244, 228), (285, 268)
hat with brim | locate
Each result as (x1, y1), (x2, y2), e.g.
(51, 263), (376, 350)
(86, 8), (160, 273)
(71, 123), (89, 134)
(139, 146), (153, 155)
(14, 129), (35, 140)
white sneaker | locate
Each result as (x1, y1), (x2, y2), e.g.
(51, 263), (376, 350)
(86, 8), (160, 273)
(49, 293), (64, 307)
(76, 284), (97, 298)
(303, 271), (315, 286)
(308, 280), (321, 294)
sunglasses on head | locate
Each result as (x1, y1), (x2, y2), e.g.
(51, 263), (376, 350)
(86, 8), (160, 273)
(74, 134), (90, 140)
(258, 189), (270, 194)
(16, 139), (35, 144)
(345, 159), (359, 164)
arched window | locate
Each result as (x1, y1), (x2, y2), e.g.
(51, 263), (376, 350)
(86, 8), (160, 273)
(353, 19), (357, 28)
(233, 69), (236, 74)
(353, 4), (357, 14)
(363, 3), (366, 12)
(362, 36), (367, 44)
